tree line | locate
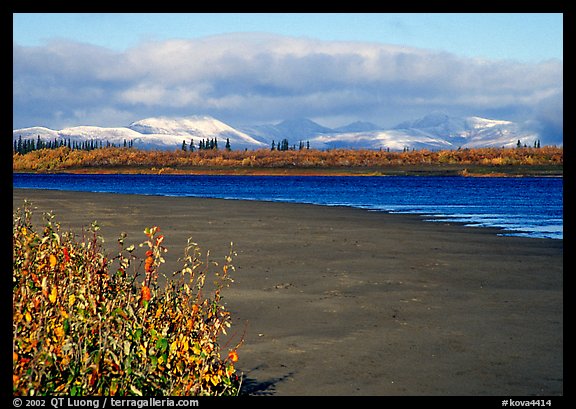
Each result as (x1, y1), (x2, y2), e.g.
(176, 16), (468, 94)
(181, 138), (231, 152)
(271, 138), (310, 151)
(13, 135), (134, 155)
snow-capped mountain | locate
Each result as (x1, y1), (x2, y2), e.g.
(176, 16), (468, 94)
(13, 116), (267, 151)
(13, 113), (542, 151)
(305, 114), (539, 150)
(127, 116), (267, 150)
(239, 118), (334, 144)
(389, 113), (533, 149)
(308, 129), (453, 151)
(240, 114), (540, 150)
(13, 126), (60, 140)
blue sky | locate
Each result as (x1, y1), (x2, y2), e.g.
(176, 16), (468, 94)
(13, 13), (563, 62)
(13, 13), (563, 143)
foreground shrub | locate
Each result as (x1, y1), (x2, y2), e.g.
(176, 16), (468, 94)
(13, 202), (243, 396)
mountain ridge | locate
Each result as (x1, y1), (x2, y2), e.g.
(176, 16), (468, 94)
(13, 113), (545, 151)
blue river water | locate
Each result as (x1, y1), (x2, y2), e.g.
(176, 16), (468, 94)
(13, 173), (563, 240)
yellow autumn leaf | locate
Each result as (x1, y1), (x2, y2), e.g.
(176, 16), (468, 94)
(210, 374), (220, 386)
(49, 286), (57, 303)
(69, 294), (76, 307)
(54, 325), (65, 338)
(170, 340), (178, 354)
(155, 305), (163, 319)
(49, 254), (57, 268)
(25, 311), (32, 322)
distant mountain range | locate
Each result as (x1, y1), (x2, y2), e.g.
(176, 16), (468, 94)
(13, 113), (542, 151)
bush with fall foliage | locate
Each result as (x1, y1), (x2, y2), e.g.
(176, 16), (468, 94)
(12, 145), (563, 173)
(13, 202), (242, 396)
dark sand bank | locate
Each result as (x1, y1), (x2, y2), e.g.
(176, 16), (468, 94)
(13, 189), (563, 396)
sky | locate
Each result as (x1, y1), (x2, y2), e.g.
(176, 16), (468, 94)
(13, 13), (563, 143)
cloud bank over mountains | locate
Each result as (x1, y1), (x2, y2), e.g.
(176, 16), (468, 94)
(13, 33), (563, 145)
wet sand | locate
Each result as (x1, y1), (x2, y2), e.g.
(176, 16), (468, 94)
(13, 188), (563, 396)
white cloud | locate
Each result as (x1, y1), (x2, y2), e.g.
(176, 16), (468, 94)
(13, 33), (562, 142)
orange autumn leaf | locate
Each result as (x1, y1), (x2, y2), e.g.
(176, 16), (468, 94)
(228, 350), (239, 363)
(141, 285), (151, 302)
(49, 254), (57, 268)
(145, 256), (154, 273)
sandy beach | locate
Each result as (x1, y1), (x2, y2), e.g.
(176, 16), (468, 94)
(13, 188), (563, 396)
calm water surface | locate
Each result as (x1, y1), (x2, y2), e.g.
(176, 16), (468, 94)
(13, 174), (563, 240)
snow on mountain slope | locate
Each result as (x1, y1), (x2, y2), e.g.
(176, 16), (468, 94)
(13, 127), (60, 141)
(309, 130), (453, 150)
(13, 113), (542, 151)
(59, 126), (143, 141)
(465, 116), (513, 129)
(13, 116), (267, 150)
(129, 116), (267, 150)
(323, 114), (538, 150)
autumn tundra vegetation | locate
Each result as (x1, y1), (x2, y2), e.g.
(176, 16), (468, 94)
(13, 144), (563, 175)
(13, 202), (243, 396)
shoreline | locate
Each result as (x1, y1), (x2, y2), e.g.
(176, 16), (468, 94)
(13, 189), (563, 396)
(12, 184), (564, 241)
(12, 163), (564, 177)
